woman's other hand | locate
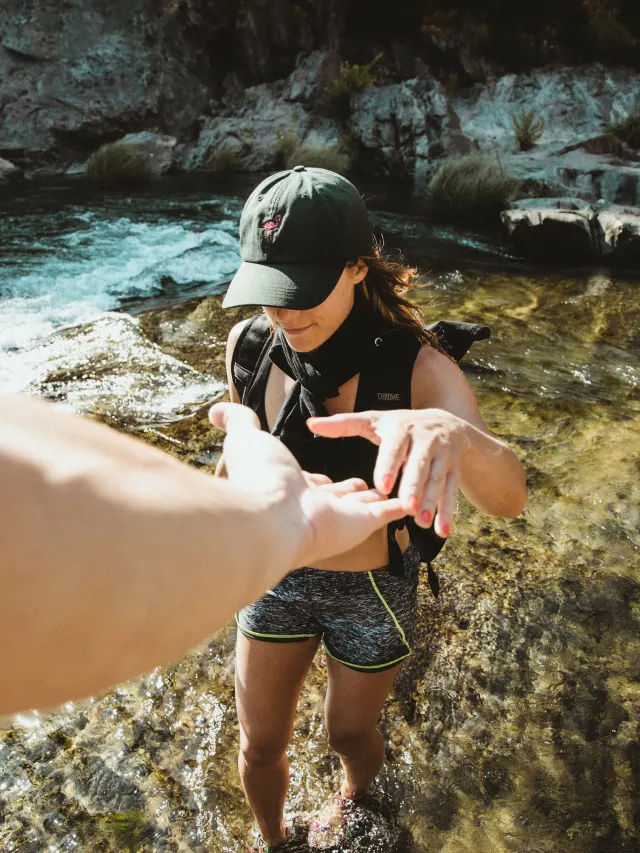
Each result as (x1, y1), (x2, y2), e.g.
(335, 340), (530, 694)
(307, 408), (467, 538)
(307, 406), (527, 539)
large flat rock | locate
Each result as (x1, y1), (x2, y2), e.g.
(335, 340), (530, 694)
(501, 200), (640, 266)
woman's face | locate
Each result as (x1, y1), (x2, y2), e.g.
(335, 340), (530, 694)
(263, 261), (368, 352)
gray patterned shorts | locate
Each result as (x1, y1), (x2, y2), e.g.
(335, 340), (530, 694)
(237, 544), (421, 672)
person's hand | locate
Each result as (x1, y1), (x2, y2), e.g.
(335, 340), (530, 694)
(307, 409), (473, 539)
(209, 403), (406, 568)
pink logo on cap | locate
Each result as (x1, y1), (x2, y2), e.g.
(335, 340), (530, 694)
(261, 214), (282, 235)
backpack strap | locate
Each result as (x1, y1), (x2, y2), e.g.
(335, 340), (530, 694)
(231, 313), (273, 404)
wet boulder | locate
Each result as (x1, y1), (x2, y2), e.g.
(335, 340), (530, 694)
(0, 156), (22, 183)
(501, 199), (597, 262)
(596, 205), (640, 268)
(501, 199), (640, 267)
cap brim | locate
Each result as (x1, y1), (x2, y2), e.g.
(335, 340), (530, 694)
(222, 261), (345, 310)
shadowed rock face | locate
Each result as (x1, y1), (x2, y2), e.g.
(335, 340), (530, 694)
(0, 0), (211, 169)
(1, 2), (639, 203)
(1, 220), (638, 852)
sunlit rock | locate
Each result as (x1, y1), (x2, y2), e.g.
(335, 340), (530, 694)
(3, 313), (224, 426)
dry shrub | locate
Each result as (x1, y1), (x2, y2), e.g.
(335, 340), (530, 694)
(275, 127), (302, 164)
(205, 147), (238, 173)
(284, 143), (348, 174)
(425, 154), (520, 225)
(512, 110), (545, 151)
(86, 143), (152, 185)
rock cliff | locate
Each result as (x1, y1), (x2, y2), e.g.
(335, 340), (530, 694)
(0, 2), (638, 204)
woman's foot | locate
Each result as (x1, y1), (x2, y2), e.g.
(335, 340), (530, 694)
(308, 790), (396, 851)
(307, 793), (353, 850)
(249, 822), (305, 852)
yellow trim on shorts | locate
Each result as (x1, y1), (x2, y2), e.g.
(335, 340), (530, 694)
(235, 614), (318, 641)
(322, 642), (411, 670)
(321, 572), (413, 671)
(367, 570), (412, 654)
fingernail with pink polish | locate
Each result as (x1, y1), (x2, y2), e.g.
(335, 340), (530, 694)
(442, 523), (451, 537)
(421, 510), (432, 526)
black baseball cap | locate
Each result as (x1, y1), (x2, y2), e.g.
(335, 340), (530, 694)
(222, 166), (374, 310)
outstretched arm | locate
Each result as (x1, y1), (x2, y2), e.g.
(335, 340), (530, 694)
(0, 396), (403, 714)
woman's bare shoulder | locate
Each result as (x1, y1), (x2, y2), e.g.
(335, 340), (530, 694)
(412, 342), (464, 386)
(411, 342), (485, 425)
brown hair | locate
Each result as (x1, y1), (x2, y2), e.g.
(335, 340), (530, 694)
(349, 247), (442, 350)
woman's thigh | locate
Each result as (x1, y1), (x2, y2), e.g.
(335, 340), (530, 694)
(324, 656), (399, 744)
(236, 631), (321, 757)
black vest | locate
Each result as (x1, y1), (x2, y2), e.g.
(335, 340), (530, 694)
(232, 313), (490, 594)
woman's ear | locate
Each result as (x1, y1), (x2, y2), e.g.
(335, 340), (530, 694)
(352, 258), (369, 284)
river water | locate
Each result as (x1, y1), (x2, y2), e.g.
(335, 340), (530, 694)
(0, 178), (638, 853)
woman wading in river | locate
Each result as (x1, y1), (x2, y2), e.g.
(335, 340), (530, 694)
(219, 166), (527, 851)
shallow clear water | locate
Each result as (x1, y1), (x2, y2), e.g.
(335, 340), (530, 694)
(0, 180), (638, 853)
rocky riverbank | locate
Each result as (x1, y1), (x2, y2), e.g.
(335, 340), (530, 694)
(1, 2), (639, 207)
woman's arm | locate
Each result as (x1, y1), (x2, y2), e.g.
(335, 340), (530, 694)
(409, 344), (527, 518)
(307, 344), (527, 537)
(0, 396), (403, 714)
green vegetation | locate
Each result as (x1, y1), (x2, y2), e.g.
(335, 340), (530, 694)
(319, 54), (382, 120)
(512, 111), (545, 151)
(284, 142), (348, 174)
(606, 106), (640, 149)
(275, 127), (302, 164)
(204, 146), (239, 173)
(424, 154), (520, 225)
(86, 143), (152, 185)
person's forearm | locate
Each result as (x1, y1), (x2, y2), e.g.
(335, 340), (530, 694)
(460, 425), (527, 517)
(0, 398), (299, 714)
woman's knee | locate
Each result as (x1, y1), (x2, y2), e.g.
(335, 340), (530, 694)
(239, 732), (289, 768)
(327, 725), (377, 756)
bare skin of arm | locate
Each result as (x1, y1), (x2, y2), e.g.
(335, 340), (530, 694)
(309, 344), (527, 538)
(0, 396), (403, 715)
(214, 318), (251, 479)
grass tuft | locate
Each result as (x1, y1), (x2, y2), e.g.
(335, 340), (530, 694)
(86, 143), (153, 185)
(424, 154), (520, 225)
